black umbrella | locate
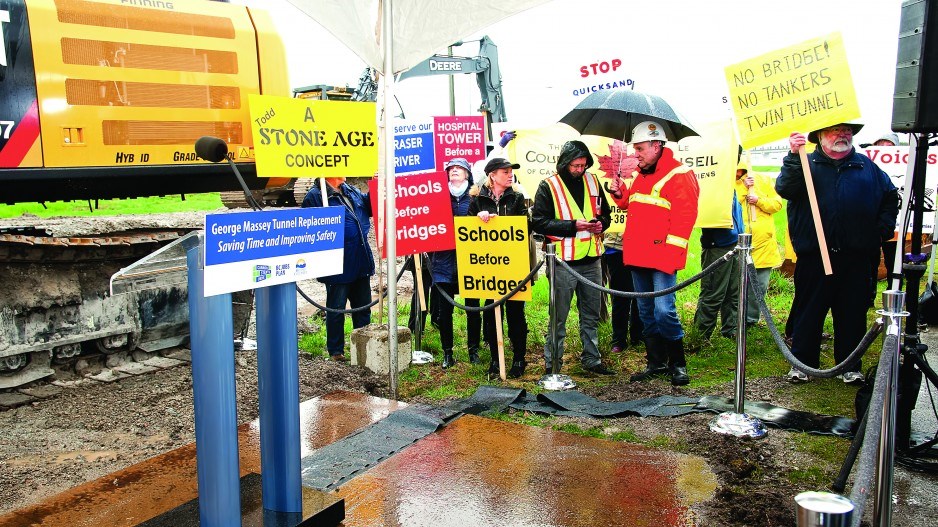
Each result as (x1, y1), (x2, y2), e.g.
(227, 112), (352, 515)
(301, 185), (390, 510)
(559, 89), (699, 143)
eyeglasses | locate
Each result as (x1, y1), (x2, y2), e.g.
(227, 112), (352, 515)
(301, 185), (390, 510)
(825, 126), (854, 136)
(569, 163), (588, 169)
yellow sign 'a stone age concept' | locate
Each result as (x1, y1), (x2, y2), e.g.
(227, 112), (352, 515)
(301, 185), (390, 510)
(725, 32), (860, 150)
(455, 215), (533, 302)
(249, 94), (378, 177)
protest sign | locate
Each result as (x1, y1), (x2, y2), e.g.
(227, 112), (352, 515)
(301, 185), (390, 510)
(394, 117), (435, 174)
(434, 115), (485, 171)
(249, 94), (378, 177)
(675, 119), (739, 228)
(369, 171), (455, 257)
(725, 32), (860, 150)
(455, 215), (533, 302)
(863, 145), (938, 233)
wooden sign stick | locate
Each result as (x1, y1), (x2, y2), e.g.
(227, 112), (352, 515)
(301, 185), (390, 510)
(494, 304), (506, 381)
(798, 146), (833, 275)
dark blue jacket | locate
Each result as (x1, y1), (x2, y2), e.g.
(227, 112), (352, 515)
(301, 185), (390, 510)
(301, 180), (374, 284)
(429, 191), (472, 284)
(775, 149), (898, 255)
(700, 192), (745, 249)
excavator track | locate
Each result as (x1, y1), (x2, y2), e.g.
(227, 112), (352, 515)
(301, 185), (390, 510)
(0, 216), (252, 391)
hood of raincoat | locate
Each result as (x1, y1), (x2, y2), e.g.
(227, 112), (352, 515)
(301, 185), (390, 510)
(556, 140), (594, 176)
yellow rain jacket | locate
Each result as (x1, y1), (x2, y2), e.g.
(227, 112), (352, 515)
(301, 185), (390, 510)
(735, 163), (783, 269)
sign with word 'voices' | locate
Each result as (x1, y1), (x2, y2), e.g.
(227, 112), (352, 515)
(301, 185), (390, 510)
(204, 208), (345, 296)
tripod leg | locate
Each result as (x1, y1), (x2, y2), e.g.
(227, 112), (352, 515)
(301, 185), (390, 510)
(898, 343), (937, 453)
(832, 404), (869, 493)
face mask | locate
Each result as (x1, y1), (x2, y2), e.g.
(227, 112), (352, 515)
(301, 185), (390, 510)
(449, 180), (469, 197)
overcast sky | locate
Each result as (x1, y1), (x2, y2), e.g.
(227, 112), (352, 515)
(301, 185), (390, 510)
(235, 0), (905, 146)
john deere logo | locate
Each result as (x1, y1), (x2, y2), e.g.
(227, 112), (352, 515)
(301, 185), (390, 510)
(253, 264), (271, 283)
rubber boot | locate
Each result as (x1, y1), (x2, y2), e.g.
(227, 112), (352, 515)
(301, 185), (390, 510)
(488, 344), (500, 376)
(667, 337), (690, 386)
(630, 335), (669, 382)
(442, 350), (456, 369)
(508, 338), (526, 378)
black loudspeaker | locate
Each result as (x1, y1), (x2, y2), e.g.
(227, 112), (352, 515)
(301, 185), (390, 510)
(893, 0), (938, 133)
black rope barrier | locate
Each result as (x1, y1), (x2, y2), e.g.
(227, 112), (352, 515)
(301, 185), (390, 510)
(749, 263), (883, 378)
(432, 259), (545, 313)
(296, 255), (412, 314)
(551, 246), (735, 298)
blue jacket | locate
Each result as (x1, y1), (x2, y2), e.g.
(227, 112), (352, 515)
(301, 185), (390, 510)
(700, 193), (745, 249)
(301, 180), (374, 284)
(429, 191), (472, 284)
(775, 149), (899, 255)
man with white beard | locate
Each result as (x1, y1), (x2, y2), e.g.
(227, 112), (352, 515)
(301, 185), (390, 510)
(775, 123), (899, 385)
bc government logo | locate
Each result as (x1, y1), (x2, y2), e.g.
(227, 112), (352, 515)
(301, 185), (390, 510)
(253, 264), (271, 283)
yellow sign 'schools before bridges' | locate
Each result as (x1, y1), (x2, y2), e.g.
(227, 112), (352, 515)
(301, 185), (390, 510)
(455, 216), (533, 302)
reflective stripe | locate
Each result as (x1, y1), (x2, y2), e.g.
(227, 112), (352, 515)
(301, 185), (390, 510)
(544, 173), (604, 260)
(666, 234), (688, 248)
(545, 176), (576, 260)
(628, 166), (689, 210)
(629, 193), (671, 209)
(584, 171), (601, 218)
(546, 176), (573, 221)
(650, 166), (688, 197)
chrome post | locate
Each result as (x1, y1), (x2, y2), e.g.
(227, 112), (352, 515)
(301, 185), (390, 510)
(709, 233), (766, 439)
(873, 289), (907, 527)
(538, 245), (575, 390)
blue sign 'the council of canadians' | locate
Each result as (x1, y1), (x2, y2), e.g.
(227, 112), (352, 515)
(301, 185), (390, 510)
(203, 207), (345, 296)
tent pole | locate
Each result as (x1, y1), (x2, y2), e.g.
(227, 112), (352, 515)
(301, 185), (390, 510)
(382, 0), (399, 398)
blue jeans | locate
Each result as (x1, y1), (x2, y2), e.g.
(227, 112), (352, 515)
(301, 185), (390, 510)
(631, 267), (684, 341)
(324, 277), (372, 356)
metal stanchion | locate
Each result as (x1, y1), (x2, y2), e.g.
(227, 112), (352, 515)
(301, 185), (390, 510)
(710, 234), (767, 439)
(411, 259), (433, 364)
(873, 289), (907, 527)
(538, 245), (575, 390)
(795, 491), (854, 527)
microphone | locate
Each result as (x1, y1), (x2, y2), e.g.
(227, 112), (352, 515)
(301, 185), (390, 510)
(195, 136), (229, 163)
(193, 136), (262, 210)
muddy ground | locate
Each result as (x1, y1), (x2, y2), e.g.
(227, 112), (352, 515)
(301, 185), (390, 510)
(1, 211), (937, 525)
(2, 344), (936, 526)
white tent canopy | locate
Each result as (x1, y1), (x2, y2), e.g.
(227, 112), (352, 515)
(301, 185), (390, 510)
(285, 0), (549, 74)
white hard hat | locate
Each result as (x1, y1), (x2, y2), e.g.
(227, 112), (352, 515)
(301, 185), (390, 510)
(631, 121), (668, 144)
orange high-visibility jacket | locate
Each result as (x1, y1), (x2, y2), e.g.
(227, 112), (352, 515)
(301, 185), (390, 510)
(613, 148), (699, 274)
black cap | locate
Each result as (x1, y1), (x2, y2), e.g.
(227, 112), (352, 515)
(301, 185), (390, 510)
(484, 157), (520, 174)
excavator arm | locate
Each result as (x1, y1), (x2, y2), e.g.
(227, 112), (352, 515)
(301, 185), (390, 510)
(397, 36), (507, 126)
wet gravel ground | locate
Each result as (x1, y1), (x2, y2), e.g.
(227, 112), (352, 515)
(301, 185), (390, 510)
(2, 344), (937, 526)
(1, 211), (937, 525)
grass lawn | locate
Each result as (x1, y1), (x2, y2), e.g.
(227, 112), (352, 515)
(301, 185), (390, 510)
(300, 199), (894, 420)
(0, 193), (224, 218)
